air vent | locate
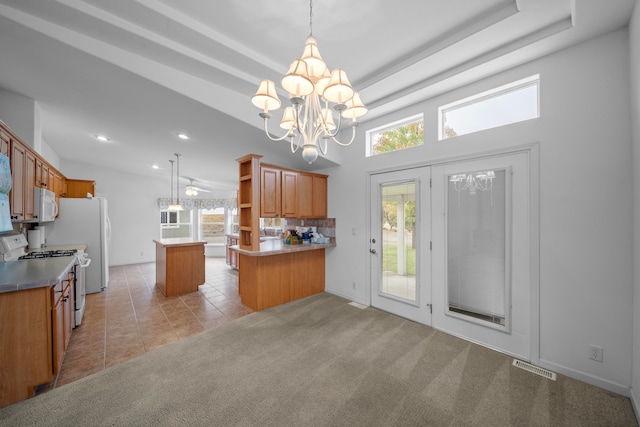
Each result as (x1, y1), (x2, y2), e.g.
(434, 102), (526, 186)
(348, 301), (367, 309)
(512, 359), (556, 380)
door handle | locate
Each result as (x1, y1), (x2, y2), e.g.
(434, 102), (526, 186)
(370, 248), (377, 254)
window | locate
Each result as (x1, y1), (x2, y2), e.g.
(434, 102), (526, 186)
(201, 208), (226, 244)
(160, 211), (178, 228)
(439, 75), (539, 140)
(367, 114), (424, 157)
(160, 210), (192, 238)
(199, 206), (238, 245)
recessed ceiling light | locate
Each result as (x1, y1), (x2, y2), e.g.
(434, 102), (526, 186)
(95, 134), (110, 142)
(152, 164), (159, 169)
(176, 132), (190, 140)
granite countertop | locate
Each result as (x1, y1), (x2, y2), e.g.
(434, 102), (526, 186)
(230, 239), (335, 257)
(153, 238), (206, 247)
(0, 256), (77, 293)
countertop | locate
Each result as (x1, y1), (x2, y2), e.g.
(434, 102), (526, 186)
(153, 238), (206, 247)
(0, 256), (77, 293)
(230, 239), (335, 257)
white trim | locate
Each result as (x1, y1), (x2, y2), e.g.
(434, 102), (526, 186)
(539, 359), (631, 397)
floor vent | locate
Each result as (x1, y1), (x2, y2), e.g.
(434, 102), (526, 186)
(512, 359), (556, 380)
(348, 302), (367, 309)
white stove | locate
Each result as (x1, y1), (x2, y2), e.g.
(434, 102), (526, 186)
(0, 233), (90, 326)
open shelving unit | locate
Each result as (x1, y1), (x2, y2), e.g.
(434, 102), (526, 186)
(236, 154), (262, 250)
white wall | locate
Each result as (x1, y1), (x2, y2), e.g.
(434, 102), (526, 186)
(0, 88), (41, 152)
(324, 29), (634, 395)
(629, 0), (640, 415)
(60, 160), (168, 266)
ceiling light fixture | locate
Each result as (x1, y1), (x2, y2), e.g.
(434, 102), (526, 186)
(449, 171), (496, 195)
(185, 179), (198, 196)
(167, 154), (183, 211)
(251, 0), (367, 164)
(176, 132), (190, 140)
(94, 135), (110, 142)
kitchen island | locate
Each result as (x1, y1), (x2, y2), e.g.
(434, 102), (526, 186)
(231, 239), (335, 311)
(153, 238), (205, 297)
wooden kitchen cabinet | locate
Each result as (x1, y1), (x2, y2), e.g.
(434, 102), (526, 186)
(226, 235), (239, 269)
(51, 270), (75, 375)
(312, 175), (328, 217)
(0, 287), (53, 408)
(297, 173), (313, 218)
(66, 179), (95, 198)
(281, 170), (298, 218)
(9, 140), (26, 221)
(258, 164), (328, 220)
(154, 238), (206, 297)
(24, 149), (37, 221)
(0, 128), (9, 156)
(260, 166), (281, 218)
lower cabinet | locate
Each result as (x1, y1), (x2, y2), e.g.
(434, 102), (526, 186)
(226, 235), (239, 269)
(51, 270), (74, 375)
(0, 267), (76, 408)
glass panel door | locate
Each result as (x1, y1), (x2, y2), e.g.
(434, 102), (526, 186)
(431, 152), (531, 360)
(370, 168), (431, 325)
(447, 169), (509, 329)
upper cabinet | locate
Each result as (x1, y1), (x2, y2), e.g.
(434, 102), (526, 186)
(2, 121), (73, 223)
(0, 128), (9, 157)
(260, 166), (281, 218)
(259, 164), (328, 219)
(66, 179), (95, 198)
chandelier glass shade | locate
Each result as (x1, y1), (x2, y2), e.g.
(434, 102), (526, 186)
(251, 1), (367, 164)
(449, 171), (496, 195)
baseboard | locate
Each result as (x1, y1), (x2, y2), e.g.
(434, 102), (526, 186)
(539, 359), (630, 397)
(631, 387), (640, 424)
(324, 288), (368, 307)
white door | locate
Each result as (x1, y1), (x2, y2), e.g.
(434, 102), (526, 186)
(431, 152), (531, 360)
(370, 167), (431, 325)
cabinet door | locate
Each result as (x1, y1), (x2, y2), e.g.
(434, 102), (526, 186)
(260, 167), (281, 217)
(41, 163), (50, 189)
(51, 292), (64, 375)
(9, 141), (25, 221)
(0, 129), (9, 156)
(23, 150), (36, 221)
(312, 175), (328, 217)
(281, 171), (297, 218)
(296, 173), (313, 218)
(63, 281), (74, 347)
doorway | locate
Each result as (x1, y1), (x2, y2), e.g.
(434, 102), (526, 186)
(369, 151), (533, 360)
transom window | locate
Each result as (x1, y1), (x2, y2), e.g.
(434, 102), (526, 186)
(366, 114), (424, 157)
(438, 75), (539, 140)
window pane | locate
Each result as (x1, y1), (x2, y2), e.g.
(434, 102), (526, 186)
(201, 208), (225, 244)
(380, 181), (416, 302)
(440, 77), (539, 140)
(447, 169), (507, 326)
(367, 115), (424, 157)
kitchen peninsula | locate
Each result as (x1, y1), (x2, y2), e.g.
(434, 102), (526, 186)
(233, 154), (335, 311)
(153, 237), (205, 297)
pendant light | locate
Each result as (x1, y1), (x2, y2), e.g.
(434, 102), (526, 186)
(167, 154), (183, 211)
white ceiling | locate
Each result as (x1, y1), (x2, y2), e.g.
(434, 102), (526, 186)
(0, 0), (635, 194)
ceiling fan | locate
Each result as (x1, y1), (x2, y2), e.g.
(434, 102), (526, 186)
(181, 177), (211, 196)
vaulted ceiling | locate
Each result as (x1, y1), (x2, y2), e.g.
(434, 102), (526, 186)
(0, 0), (635, 194)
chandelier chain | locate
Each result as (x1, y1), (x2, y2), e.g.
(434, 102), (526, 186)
(309, 0), (313, 36)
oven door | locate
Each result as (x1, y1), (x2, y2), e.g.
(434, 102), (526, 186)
(74, 257), (91, 326)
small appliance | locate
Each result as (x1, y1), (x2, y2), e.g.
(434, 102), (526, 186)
(33, 187), (58, 222)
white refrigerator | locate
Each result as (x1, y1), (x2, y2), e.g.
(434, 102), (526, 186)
(46, 197), (111, 293)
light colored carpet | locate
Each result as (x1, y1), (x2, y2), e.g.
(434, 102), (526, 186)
(0, 293), (636, 426)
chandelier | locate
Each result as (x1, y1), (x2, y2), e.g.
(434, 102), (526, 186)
(449, 171), (496, 195)
(251, 0), (367, 164)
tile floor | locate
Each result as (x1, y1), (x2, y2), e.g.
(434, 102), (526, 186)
(36, 257), (252, 394)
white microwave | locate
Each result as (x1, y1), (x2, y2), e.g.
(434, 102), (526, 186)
(34, 188), (58, 222)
